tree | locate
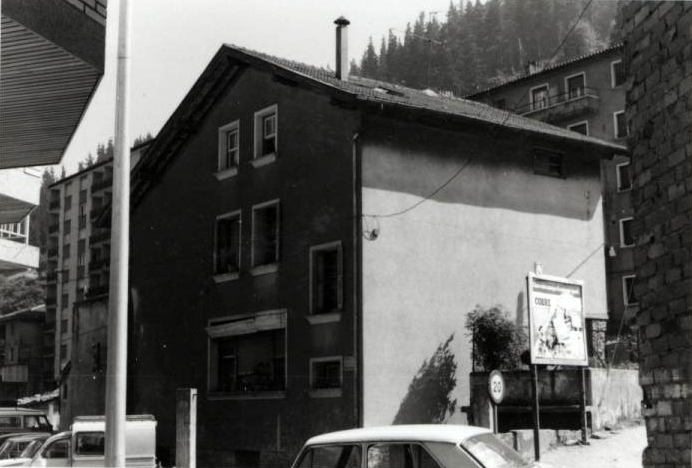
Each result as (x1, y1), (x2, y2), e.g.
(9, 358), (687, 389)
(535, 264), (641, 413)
(360, 38), (379, 78)
(0, 276), (44, 315)
(466, 304), (527, 371)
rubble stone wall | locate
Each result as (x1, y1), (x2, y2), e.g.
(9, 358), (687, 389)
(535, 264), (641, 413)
(622, 2), (692, 467)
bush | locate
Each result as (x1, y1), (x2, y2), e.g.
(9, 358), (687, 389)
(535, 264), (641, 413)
(465, 304), (527, 371)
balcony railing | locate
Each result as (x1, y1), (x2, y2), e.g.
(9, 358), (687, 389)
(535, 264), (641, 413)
(85, 284), (109, 297)
(49, 200), (60, 210)
(90, 231), (111, 244)
(48, 224), (59, 234)
(515, 87), (600, 120)
(47, 248), (59, 258)
(89, 258), (110, 271)
(92, 177), (113, 192)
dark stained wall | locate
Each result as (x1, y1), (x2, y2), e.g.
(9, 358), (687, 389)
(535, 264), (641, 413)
(129, 67), (361, 467)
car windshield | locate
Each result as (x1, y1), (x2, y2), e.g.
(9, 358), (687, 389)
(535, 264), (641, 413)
(0, 440), (32, 459)
(20, 438), (46, 458)
(462, 434), (528, 468)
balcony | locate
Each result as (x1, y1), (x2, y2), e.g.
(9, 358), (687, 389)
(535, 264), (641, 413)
(89, 231), (111, 244)
(85, 284), (108, 298)
(89, 258), (110, 272)
(90, 207), (104, 219)
(516, 87), (600, 124)
(92, 178), (113, 193)
(48, 224), (59, 235)
(0, 237), (38, 272)
(0, 168), (40, 223)
(47, 247), (58, 258)
(49, 200), (60, 210)
(46, 271), (58, 283)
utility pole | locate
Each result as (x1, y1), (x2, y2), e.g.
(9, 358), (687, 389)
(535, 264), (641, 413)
(105, 0), (131, 466)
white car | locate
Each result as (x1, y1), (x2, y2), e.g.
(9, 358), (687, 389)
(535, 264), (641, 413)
(0, 433), (50, 467)
(292, 425), (542, 468)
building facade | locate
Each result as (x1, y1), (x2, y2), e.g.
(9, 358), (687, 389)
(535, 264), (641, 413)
(0, 305), (47, 405)
(623, 2), (692, 467)
(467, 46), (635, 362)
(126, 33), (623, 466)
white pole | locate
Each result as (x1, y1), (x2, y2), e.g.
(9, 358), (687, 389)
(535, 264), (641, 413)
(105, 0), (131, 465)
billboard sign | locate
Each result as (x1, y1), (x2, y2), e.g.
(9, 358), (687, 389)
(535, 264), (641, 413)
(527, 272), (588, 366)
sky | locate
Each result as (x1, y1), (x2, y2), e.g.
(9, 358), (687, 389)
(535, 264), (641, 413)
(59, 0), (456, 175)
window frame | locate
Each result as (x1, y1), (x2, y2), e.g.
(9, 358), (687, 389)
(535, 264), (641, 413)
(616, 161), (632, 192)
(564, 71), (586, 100)
(567, 120), (589, 136)
(309, 356), (343, 398)
(308, 241), (344, 322)
(213, 210), (242, 282)
(252, 104), (278, 167)
(622, 275), (637, 306)
(613, 110), (628, 139)
(206, 309), (287, 399)
(529, 83), (549, 111)
(251, 199), (280, 275)
(619, 217), (634, 248)
(532, 147), (565, 179)
(216, 120), (240, 180)
(611, 60), (624, 88)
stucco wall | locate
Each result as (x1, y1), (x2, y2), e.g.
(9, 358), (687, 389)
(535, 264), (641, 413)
(359, 116), (607, 427)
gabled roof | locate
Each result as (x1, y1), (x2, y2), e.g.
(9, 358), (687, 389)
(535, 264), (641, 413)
(467, 43), (623, 97)
(132, 44), (627, 207)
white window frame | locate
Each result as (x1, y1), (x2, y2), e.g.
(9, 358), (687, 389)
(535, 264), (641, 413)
(564, 71), (586, 100)
(611, 60), (624, 88)
(250, 199), (280, 275)
(567, 120), (589, 136)
(252, 104), (278, 167)
(206, 309), (287, 399)
(213, 210), (242, 283)
(616, 161), (632, 192)
(613, 110), (628, 139)
(622, 275), (637, 306)
(619, 217), (634, 248)
(529, 83), (550, 111)
(216, 120), (240, 180)
(308, 241), (344, 324)
(309, 356), (343, 398)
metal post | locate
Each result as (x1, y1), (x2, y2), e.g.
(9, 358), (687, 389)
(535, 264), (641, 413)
(105, 0), (131, 466)
(531, 364), (540, 461)
(492, 403), (498, 434)
(579, 367), (589, 444)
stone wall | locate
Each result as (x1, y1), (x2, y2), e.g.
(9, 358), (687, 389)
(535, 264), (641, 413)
(622, 2), (692, 467)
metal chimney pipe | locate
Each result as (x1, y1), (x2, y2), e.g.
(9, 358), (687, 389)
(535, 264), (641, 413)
(335, 16), (350, 81)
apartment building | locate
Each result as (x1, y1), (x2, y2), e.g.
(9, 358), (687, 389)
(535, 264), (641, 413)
(124, 21), (624, 467)
(467, 45), (634, 360)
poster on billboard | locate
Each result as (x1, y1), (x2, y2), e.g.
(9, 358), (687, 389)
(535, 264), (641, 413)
(527, 272), (588, 366)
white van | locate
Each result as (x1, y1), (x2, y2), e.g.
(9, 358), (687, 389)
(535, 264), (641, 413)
(28, 415), (156, 467)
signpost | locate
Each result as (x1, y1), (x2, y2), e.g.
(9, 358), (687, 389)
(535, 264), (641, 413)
(488, 370), (505, 434)
(526, 272), (588, 461)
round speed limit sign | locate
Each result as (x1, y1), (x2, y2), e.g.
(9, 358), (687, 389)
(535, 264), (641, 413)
(488, 370), (505, 404)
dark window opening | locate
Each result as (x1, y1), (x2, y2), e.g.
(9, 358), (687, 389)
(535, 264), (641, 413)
(312, 247), (342, 313)
(253, 204), (279, 266)
(215, 216), (240, 274)
(311, 359), (341, 389)
(533, 148), (565, 178)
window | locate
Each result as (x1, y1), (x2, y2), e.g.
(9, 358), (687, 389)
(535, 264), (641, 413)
(61, 319), (69, 335)
(623, 275), (637, 306)
(207, 310), (286, 395)
(565, 72), (586, 99)
(74, 432), (105, 456)
(78, 204), (87, 230)
(63, 219), (71, 235)
(253, 105), (278, 165)
(63, 243), (71, 259)
(310, 357), (342, 390)
(530, 84), (549, 110)
(61, 294), (69, 310)
(616, 161), (632, 191)
(79, 188), (87, 204)
(63, 195), (72, 213)
(62, 269), (70, 284)
(252, 201), (280, 271)
(612, 60), (625, 87)
(217, 120), (240, 177)
(43, 439), (69, 459)
(493, 98), (506, 110)
(614, 111), (628, 138)
(297, 445), (360, 468)
(533, 148), (565, 178)
(367, 444), (443, 468)
(310, 242), (343, 315)
(567, 121), (589, 135)
(619, 218), (634, 247)
(214, 212), (241, 278)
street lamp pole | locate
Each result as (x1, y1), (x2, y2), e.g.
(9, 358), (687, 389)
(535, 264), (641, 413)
(105, 0), (131, 465)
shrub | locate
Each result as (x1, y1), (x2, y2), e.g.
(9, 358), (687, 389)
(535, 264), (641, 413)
(465, 304), (527, 371)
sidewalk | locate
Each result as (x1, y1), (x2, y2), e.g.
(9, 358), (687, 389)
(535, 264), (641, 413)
(540, 425), (647, 468)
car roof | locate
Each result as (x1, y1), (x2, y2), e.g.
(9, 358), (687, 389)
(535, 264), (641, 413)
(0, 408), (46, 415)
(305, 425), (491, 446)
(1, 433), (50, 442)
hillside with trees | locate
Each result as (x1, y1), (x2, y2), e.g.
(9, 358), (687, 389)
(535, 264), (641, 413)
(353, 0), (620, 96)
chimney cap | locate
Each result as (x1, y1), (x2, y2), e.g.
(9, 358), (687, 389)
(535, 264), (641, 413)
(334, 16), (350, 26)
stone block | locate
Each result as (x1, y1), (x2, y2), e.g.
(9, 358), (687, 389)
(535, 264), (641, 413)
(646, 323), (662, 339)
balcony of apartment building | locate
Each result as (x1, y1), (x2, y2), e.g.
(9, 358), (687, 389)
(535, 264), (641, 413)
(91, 174), (113, 193)
(515, 86), (600, 124)
(89, 229), (111, 245)
(0, 168), (40, 273)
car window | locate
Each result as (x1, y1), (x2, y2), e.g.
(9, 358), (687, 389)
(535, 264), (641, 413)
(298, 445), (360, 468)
(423, 442), (479, 468)
(23, 415), (51, 430)
(44, 439), (70, 459)
(20, 439), (46, 458)
(462, 434), (527, 468)
(0, 417), (20, 429)
(367, 444), (440, 468)
(75, 432), (105, 456)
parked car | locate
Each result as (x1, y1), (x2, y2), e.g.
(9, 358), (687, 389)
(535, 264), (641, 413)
(0, 433), (51, 467)
(292, 425), (543, 468)
(28, 414), (157, 467)
(0, 409), (52, 435)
